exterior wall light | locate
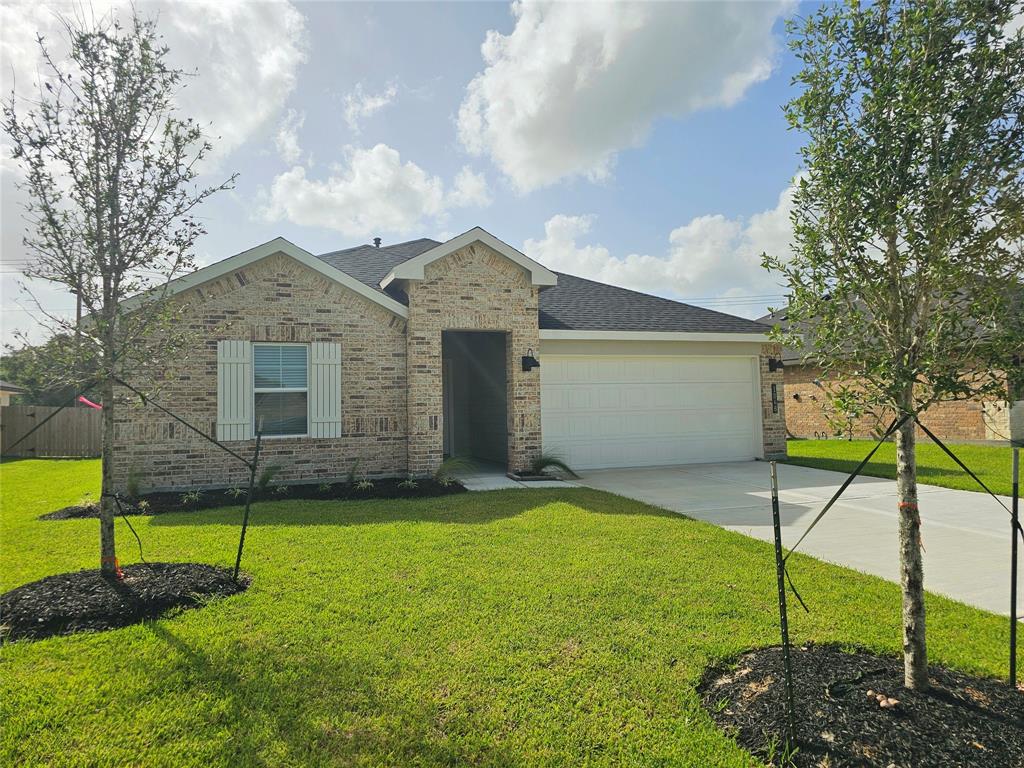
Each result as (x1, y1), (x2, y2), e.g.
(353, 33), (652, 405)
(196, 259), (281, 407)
(521, 348), (540, 372)
(767, 358), (784, 372)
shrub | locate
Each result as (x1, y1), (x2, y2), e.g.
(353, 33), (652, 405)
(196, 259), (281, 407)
(433, 456), (474, 486)
(346, 458), (362, 486)
(180, 489), (203, 506)
(398, 478), (418, 490)
(125, 468), (142, 499)
(257, 464), (281, 492)
(355, 479), (374, 491)
(317, 481), (332, 493)
(225, 487), (247, 499)
(529, 453), (579, 478)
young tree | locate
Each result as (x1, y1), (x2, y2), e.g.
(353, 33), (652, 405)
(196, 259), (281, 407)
(2, 11), (234, 575)
(767, 0), (1024, 689)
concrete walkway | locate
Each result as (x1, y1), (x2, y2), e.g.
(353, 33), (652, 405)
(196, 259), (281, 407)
(576, 461), (1021, 616)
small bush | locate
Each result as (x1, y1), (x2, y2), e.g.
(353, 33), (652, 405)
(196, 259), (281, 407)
(529, 453), (579, 478)
(225, 487), (247, 499)
(434, 456), (474, 486)
(126, 468), (142, 499)
(180, 489), (203, 506)
(273, 484), (290, 496)
(355, 479), (374, 491)
(398, 478), (418, 490)
(257, 464), (281, 492)
(346, 458), (362, 486)
(136, 499), (151, 513)
(317, 481), (332, 493)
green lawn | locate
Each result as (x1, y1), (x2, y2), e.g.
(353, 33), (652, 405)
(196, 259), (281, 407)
(785, 439), (1016, 496)
(0, 459), (1013, 767)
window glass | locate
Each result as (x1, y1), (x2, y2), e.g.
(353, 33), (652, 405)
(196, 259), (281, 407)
(253, 345), (307, 436)
(255, 392), (308, 436)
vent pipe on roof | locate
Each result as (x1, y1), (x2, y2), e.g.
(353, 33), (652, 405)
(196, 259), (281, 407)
(373, 237), (381, 248)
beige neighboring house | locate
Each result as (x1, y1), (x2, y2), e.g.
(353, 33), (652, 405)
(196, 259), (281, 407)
(113, 227), (787, 491)
(0, 380), (26, 407)
(758, 307), (1017, 442)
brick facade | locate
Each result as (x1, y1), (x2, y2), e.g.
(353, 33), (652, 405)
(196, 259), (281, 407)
(783, 363), (1011, 441)
(111, 244), (787, 491)
(405, 242), (542, 476)
(112, 253), (409, 491)
(759, 343), (788, 458)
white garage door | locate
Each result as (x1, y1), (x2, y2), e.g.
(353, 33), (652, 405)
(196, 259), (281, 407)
(540, 355), (761, 470)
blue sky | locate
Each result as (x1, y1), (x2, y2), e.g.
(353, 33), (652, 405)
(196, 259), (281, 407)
(1, 0), (813, 344)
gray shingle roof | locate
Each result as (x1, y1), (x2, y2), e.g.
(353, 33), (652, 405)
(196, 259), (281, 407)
(317, 238), (440, 294)
(541, 272), (771, 333)
(314, 239), (768, 335)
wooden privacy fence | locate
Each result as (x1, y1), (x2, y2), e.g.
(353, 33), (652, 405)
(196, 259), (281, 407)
(0, 405), (102, 458)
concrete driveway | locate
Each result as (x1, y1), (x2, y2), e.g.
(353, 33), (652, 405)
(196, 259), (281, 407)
(576, 461), (1021, 616)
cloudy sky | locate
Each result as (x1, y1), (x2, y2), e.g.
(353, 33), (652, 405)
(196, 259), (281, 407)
(1, 0), (810, 345)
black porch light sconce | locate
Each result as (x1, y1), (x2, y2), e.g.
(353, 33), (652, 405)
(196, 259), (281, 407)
(522, 348), (540, 372)
(767, 358), (784, 373)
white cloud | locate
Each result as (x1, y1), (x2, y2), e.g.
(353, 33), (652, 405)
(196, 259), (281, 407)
(343, 82), (398, 133)
(1, 1), (307, 344)
(458, 0), (790, 192)
(0, 1), (307, 164)
(263, 144), (490, 238)
(447, 166), (492, 208)
(274, 109), (306, 165)
(523, 183), (796, 317)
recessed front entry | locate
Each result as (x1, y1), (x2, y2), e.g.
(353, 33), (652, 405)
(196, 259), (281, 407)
(441, 331), (509, 467)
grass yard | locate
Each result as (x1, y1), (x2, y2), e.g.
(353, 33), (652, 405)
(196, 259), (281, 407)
(0, 459), (1014, 766)
(785, 439), (1016, 497)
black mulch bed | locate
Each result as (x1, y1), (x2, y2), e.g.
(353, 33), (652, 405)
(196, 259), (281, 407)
(699, 643), (1023, 767)
(0, 563), (249, 642)
(40, 477), (467, 520)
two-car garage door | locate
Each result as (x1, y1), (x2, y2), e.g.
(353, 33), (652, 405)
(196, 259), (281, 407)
(540, 355), (761, 470)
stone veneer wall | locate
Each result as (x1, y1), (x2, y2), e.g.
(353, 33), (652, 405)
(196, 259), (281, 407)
(405, 242), (542, 476)
(111, 253), (408, 492)
(783, 364), (1011, 441)
(759, 343), (788, 458)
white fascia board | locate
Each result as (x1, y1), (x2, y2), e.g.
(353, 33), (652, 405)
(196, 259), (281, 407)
(380, 226), (558, 289)
(120, 237), (409, 318)
(538, 329), (771, 343)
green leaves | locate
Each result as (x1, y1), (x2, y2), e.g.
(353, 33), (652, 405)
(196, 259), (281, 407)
(768, 0), (1024, 421)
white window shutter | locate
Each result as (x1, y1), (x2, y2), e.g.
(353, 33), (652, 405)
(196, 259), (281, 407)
(309, 342), (342, 438)
(217, 340), (252, 441)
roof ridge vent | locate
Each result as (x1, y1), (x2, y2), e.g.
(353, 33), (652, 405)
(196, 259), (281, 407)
(373, 237), (381, 248)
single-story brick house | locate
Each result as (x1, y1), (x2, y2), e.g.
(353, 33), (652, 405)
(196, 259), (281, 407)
(114, 228), (787, 491)
(758, 307), (1015, 442)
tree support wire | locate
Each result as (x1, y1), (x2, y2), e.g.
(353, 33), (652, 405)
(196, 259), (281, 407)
(769, 461), (797, 746)
(778, 415), (1024, 689)
(111, 377), (263, 584)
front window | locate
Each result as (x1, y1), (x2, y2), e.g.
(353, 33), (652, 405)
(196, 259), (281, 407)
(253, 344), (308, 437)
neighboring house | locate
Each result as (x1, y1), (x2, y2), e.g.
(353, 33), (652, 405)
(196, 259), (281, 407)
(113, 228), (786, 491)
(758, 307), (1014, 442)
(0, 380), (26, 407)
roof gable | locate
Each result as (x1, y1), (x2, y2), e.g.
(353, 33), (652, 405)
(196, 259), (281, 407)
(380, 227), (557, 289)
(123, 237), (409, 318)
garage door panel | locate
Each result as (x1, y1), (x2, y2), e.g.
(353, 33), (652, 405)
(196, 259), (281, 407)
(541, 354), (759, 469)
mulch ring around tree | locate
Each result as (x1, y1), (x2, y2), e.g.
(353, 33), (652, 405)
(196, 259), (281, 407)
(1, 563), (249, 642)
(40, 477), (468, 519)
(699, 643), (1023, 768)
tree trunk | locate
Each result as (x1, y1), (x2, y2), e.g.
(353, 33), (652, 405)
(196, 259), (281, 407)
(895, 400), (928, 689)
(98, 377), (117, 576)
